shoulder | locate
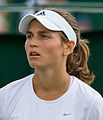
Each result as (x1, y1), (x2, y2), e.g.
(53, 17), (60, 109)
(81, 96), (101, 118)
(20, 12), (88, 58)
(71, 76), (103, 119)
(88, 93), (103, 119)
(0, 74), (33, 94)
(71, 76), (102, 99)
(0, 74), (34, 117)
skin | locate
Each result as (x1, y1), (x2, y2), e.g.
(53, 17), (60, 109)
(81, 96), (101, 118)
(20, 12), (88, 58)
(25, 19), (74, 100)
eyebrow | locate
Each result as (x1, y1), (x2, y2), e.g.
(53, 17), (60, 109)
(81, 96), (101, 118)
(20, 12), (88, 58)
(38, 31), (50, 34)
(26, 31), (32, 34)
(26, 30), (51, 35)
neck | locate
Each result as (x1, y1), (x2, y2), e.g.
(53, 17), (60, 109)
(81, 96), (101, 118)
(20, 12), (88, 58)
(32, 65), (71, 100)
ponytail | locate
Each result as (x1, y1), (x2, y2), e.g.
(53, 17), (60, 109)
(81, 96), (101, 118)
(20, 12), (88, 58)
(66, 39), (95, 85)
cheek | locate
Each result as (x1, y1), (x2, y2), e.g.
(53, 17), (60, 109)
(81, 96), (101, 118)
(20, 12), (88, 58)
(43, 41), (63, 57)
(25, 41), (29, 54)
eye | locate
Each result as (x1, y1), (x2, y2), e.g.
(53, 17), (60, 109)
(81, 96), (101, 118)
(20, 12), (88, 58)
(40, 34), (48, 39)
(26, 34), (33, 40)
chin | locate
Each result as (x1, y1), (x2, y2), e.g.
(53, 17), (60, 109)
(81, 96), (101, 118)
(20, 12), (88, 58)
(29, 62), (42, 68)
(29, 62), (52, 69)
(29, 60), (57, 69)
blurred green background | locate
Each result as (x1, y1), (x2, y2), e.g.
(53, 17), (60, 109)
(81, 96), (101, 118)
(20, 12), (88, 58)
(0, 0), (103, 96)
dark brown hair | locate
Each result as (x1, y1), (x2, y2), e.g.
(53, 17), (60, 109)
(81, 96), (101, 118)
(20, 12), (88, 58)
(45, 8), (95, 85)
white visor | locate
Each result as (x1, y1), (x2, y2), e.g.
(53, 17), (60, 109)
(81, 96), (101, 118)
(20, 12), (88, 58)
(19, 10), (77, 47)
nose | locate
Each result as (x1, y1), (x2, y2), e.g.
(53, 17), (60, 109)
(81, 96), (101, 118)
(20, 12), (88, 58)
(30, 38), (38, 47)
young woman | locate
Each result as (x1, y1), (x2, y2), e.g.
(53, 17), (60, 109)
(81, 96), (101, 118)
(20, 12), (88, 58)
(0, 8), (103, 120)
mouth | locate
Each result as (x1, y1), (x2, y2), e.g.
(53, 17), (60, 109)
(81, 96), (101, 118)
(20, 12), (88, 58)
(30, 52), (40, 57)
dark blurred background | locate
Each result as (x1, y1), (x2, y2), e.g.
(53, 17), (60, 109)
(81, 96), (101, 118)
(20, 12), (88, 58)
(0, 0), (103, 96)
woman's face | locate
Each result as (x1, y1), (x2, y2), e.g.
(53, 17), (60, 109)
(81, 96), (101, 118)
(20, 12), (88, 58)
(25, 19), (67, 68)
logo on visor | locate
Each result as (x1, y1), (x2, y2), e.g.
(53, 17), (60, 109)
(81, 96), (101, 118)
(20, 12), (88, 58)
(36, 11), (46, 16)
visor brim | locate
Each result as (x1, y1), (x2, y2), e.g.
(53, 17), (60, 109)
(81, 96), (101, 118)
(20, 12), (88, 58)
(19, 14), (62, 33)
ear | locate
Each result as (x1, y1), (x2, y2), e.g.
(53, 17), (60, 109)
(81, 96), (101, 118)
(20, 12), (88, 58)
(63, 40), (75, 56)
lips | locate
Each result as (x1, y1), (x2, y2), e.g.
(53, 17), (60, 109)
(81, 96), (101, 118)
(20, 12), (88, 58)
(30, 51), (40, 57)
